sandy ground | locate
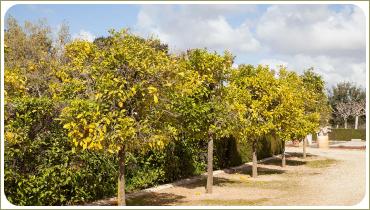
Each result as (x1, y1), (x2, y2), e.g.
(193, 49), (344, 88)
(90, 146), (366, 206)
(259, 147), (366, 206)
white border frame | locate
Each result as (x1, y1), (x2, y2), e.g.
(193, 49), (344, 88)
(1, 1), (369, 209)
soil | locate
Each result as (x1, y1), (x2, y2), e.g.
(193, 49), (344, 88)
(88, 146), (366, 206)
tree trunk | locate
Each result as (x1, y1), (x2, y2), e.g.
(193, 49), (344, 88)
(282, 142), (286, 167)
(206, 134), (213, 194)
(355, 116), (359, 129)
(344, 118), (348, 129)
(303, 138), (306, 159)
(252, 141), (258, 178)
(117, 146), (126, 206)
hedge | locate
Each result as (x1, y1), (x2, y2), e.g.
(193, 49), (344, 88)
(5, 135), (282, 206)
(312, 128), (366, 141)
(328, 129), (366, 141)
(4, 98), (283, 206)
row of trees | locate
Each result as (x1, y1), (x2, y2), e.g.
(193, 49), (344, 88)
(4, 17), (331, 205)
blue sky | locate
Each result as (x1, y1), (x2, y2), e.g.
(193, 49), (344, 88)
(5, 4), (367, 87)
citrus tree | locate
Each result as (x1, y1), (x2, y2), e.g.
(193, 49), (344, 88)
(275, 68), (306, 167)
(58, 30), (176, 205)
(300, 68), (331, 158)
(169, 49), (234, 193)
(229, 64), (280, 178)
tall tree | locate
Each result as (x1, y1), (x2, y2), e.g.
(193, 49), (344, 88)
(350, 100), (366, 129)
(300, 68), (331, 158)
(229, 64), (280, 177)
(59, 30), (176, 205)
(170, 49), (234, 193)
(336, 102), (352, 129)
(275, 68), (305, 167)
(4, 16), (58, 97)
(328, 82), (365, 127)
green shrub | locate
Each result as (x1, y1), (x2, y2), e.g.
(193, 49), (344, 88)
(4, 97), (283, 205)
(328, 129), (366, 141)
(4, 98), (117, 205)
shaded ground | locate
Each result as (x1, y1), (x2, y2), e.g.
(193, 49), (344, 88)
(89, 147), (366, 206)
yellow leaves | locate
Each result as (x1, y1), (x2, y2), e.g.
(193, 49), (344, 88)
(63, 123), (71, 129)
(118, 101), (123, 108)
(4, 68), (27, 97)
(156, 140), (164, 148)
(153, 95), (159, 104)
(82, 142), (87, 150)
(65, 41), (95, 63)
(131, 86), (137, 93)
(147, 86), (159, 104)
(103, 117), (111, 125)
(72, 138), (78, 147)
(95, 93), (103, 100)
(147, 134), (167, 150)
(148, 86), (157, 94)
(5, 131), (14, 140)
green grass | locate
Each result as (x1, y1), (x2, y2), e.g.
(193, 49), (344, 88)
(305, 159), (338, 168)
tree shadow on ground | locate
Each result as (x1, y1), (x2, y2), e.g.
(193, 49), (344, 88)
(126, 192), (186, 206)
(224, 164), (287, 176)
(179, 176), (243, 189)
(285, 152), (317, 158)
(261, 158), (306, 167)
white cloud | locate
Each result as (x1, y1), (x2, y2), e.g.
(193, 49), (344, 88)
(254, 5), (366, 87)
(134, 5), (260, 54)
(256, 5), (366, 55)
(132, 4), (366, 87)
(266, 54), (366, 88)
(72, 30), (96, 42)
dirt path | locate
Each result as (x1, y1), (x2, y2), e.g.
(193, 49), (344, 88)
(259, 147), (366, 206)
(91, 146), (366, 206)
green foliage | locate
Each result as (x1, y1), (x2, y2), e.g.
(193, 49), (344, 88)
(4, 18), (326, 206)
(124, 134), (283, 193)
(312, 129), (366, 141)
(4, 101), (282, 206)
(229, 64), (281, 144)
(170, 49), (234, 140)
(58, 30), (175, 154)
(328, 129), (365, 141)
(301, 68), (332, 129)
(4, 97), (117, 205)
(4, 16), (64, 98)
(274, 68), (306, 142)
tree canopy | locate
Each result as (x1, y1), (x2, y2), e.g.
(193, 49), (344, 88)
(4, 17), (337, 206)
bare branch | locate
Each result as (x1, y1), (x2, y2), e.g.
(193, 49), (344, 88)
(336, 102), (352, 119)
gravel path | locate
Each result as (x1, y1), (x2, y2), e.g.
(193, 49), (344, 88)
(261, 147), (366, 206)
(89, 146), (366, 206)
